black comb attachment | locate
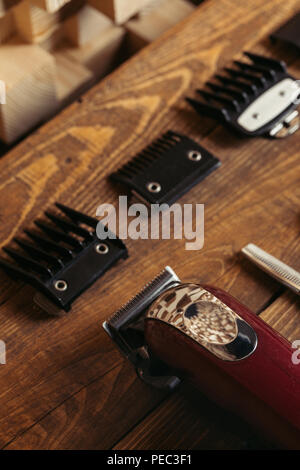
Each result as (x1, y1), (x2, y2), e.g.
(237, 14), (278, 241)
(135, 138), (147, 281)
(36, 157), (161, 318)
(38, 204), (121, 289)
(187, 52), (300, 138)
(110, 131), (220, 205)
(0, 203), (128, 313)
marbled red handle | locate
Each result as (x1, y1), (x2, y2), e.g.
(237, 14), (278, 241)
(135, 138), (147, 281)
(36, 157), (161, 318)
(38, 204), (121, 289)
(144, 286), (300, 448)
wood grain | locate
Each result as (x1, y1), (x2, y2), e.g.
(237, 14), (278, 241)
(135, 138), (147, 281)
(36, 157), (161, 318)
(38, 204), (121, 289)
(0, 0), (299, 450)
(113, 385), (271, 450)
(261, 291), (300, 342)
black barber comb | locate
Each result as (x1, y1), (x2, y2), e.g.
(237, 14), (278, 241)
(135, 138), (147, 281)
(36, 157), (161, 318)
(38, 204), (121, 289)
(110, 131), (220, 205)
(187, 52), (300, 138)
(0, 203), (128, 315)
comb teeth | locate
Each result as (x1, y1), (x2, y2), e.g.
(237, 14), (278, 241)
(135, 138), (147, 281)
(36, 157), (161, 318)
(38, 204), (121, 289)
(191, 52), (286, 109)
(233, 60), (277, 80)
(35, 220), (83, 251)
(24, 229), (74, 260)
(0, 204), (128, 313)
(225, 67), (267, 88)
(215, 74), (257, 95)
(45, 212), (93, 240)
(3, 246), (53, 278)
(14, 238), (64, 271)
(223, 69), (259, 93)
(186, 97), (230, 122)
(197, 89), (241, 111)
(187, 52), (293, 137)
(55, 203), (98, 228)
(0, 204), (98, 282)
(108, 266), (180, 331)
(113, 131), (182, 180)
(206, 82), (249, 103)
(244, 52), (286, 73)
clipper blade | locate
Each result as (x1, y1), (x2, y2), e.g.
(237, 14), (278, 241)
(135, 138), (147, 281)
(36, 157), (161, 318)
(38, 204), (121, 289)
(105, 266), (180, 332)
(103, 266), (181, 389)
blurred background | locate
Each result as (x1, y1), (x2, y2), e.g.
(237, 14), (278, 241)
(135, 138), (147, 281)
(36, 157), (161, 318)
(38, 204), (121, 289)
(0, 0), (203, 155)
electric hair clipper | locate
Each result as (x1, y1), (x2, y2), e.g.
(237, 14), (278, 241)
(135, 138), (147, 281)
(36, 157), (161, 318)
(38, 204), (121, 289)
(103, 267), (300, 448)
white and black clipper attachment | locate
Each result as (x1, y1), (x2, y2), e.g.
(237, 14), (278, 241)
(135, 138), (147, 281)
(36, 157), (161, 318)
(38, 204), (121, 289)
(110, 131), (220, 205)
(187, 52), (300, 138)
(103, 266), (182, 389)
(0, 203), (128, 315)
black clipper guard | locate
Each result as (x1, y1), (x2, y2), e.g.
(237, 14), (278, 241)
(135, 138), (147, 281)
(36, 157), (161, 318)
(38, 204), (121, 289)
(0, 203), (128, 315)
(187, 52), (300, 138)
(110, 131), (220, 205)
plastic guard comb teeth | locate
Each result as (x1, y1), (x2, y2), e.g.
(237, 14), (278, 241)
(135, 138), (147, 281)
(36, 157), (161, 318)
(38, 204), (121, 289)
(186, 52), (300, 138)
(0, 203), (128, 315)
(110, 131), (220, 205)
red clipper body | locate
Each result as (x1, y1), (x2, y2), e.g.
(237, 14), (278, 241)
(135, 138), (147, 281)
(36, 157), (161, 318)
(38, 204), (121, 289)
(145, 284), (300, 448)
(104, 268), (300, 448)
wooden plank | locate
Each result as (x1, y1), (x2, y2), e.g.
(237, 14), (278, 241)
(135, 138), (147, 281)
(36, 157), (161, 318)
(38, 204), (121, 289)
(63, 4), (113, 46)
(125, 0), (195, 53)
(4, 107), (299, 447)
(30, 0), (71, 13)
(13, 0), (60, 43)
(87, 0), (154, 25)
(0, 0), (299, 450)
(38, 0), (85, 49)
(0, 10), (15, 44)
(260, 291), (300, 343)
(38, 23), (63, 51)
(60, 25), (125, 79)
(5, 361), (166, 449)
(0, 37), (57, 143)
(0, 0), (20, 17)
(58, 0), (84, 21)
(53, 48), (94, 106)
(113, 386), (270, 450)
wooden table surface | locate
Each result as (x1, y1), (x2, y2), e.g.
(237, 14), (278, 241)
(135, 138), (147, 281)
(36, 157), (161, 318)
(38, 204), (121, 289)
(0, 0), (299, 450)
